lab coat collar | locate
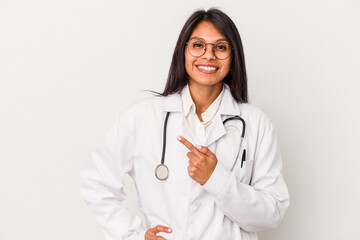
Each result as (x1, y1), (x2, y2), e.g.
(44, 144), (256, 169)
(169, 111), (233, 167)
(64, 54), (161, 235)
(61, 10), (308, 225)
(163, 83), (240, 116)
(205, 84), (241, 146)
(163, 92), (183, 112)
(163, 83), (241, 147)
(217, 83), (241, 116)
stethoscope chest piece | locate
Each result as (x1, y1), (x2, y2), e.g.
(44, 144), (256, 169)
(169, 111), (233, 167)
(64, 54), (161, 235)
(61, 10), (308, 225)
(155, 164), (169, 180)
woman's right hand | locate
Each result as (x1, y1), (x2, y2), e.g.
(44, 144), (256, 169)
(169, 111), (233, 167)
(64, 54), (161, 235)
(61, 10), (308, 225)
(145, 225), (172, 240)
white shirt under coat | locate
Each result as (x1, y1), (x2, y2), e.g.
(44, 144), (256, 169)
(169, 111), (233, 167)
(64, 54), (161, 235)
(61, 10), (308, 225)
(80, 84), (290, 240)
(180, 84), (224, 146)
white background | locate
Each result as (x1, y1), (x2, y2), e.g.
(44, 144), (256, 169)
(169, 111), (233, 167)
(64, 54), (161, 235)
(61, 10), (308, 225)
(1, 0), (359, 239)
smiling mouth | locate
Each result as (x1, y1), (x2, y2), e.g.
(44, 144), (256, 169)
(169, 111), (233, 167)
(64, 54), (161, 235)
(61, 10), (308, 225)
(196, 65), (219, 73)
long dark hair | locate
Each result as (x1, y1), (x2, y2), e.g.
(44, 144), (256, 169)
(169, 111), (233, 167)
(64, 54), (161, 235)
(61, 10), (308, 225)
(160, 8), (248, 103)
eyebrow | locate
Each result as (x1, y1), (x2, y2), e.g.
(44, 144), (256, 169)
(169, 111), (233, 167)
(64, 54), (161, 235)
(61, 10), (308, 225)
(188, 37), (229, 43)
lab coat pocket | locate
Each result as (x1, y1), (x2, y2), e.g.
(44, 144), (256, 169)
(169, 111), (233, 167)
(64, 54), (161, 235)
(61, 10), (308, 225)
(235, 159), (254, 185)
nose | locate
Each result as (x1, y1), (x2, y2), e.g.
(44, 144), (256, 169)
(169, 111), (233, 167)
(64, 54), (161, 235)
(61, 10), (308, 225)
(202, 44), (216, 60)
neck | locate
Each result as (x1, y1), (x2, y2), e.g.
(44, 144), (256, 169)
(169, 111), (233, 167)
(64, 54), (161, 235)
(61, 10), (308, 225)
(188, 81), (223, 120)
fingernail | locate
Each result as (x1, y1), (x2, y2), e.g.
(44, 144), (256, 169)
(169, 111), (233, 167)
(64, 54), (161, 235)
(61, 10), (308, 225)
(177, 136), (181, 141)
(167, 228), (172, 232)
(196, 144), (202, 150)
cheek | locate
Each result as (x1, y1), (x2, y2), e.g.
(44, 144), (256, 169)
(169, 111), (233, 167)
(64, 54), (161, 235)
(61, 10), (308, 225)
(185, 62), (190, 76)
(221, 59), (232, 75)
(185, 54), (196, 73)
(185, 55), (190, 69)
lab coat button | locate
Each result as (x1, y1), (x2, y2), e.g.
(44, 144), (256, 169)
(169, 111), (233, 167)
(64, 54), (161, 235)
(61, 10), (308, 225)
(193, 201), (201, 209)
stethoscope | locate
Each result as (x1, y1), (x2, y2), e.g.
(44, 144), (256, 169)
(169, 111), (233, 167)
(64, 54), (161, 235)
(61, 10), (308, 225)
(155, 112), (246, 180)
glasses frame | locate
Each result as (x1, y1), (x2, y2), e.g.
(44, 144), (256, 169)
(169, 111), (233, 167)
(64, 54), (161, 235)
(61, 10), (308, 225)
(185, 40), (233, 60)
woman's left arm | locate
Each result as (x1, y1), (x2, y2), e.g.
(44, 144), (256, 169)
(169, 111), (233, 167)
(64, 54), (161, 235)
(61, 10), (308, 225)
(201, 113), (290, 232)
(178, 113), (290, 232)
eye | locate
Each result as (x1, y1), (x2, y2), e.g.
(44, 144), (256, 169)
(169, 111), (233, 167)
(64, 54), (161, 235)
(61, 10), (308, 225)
(216, 43), (228, 51)
(192, 42), (205, 49)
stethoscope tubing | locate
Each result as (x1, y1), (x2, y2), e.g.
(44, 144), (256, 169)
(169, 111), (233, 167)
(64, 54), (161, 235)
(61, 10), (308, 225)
(222, 116), (245, 138)
(161, 112), (170, 165)
(156, 112), (246, 180)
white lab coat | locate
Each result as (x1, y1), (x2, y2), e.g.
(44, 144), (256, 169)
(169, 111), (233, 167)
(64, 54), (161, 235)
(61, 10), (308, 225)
(80, 84), (290, 240)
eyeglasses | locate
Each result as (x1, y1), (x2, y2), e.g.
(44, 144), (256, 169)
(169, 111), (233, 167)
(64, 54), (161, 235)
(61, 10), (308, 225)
(186, 39), (232, 60)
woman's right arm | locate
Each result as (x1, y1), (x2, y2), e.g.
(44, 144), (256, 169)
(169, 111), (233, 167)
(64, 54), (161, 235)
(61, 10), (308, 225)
(80, 109), (146, 240)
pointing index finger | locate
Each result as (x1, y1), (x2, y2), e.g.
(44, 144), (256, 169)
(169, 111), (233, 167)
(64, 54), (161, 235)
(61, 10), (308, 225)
(177, 136), (200, 155)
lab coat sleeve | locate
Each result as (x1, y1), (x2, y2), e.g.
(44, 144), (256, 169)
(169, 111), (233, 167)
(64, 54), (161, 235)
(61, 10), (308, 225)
(80, 108), (146, 240)
(202, 113), (290, 232)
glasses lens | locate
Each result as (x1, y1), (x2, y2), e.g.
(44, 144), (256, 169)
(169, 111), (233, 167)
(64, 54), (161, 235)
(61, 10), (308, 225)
(214, 42), (231, 60)
(188, 40), (206, 57)
(187, 40), (232, 60)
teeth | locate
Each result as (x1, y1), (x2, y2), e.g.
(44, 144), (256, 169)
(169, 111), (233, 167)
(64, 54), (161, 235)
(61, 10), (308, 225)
(197, 66), (217, 71)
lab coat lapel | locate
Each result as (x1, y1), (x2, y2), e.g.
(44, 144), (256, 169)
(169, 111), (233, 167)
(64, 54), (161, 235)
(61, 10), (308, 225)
(206, 113), (226, 147)
(163, 92), (196, 143)
(206, 84), (241, 147)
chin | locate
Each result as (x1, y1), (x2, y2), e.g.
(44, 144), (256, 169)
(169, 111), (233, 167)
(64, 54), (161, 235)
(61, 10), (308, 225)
(190, 78), (223, 87)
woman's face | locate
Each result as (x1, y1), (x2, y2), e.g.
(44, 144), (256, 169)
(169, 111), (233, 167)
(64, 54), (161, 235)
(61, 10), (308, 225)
(185, 21), (232, 88)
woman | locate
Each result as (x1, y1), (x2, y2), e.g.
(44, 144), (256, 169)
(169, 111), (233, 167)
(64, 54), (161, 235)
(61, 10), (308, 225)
(80, 8), (289, 240)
